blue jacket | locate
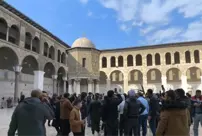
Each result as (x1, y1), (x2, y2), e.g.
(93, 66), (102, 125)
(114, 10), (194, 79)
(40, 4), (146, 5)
(8, 97), (54, 136)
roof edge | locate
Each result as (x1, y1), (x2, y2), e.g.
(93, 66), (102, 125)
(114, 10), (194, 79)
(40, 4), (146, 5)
(0, 1), (70, 48)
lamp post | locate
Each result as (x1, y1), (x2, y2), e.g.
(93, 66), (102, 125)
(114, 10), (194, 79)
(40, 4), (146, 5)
(13, 65), (22, 104)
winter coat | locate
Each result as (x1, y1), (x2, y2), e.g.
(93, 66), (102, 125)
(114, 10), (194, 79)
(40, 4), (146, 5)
(156, 100), (189, 136)
(8, 97), (54, 136)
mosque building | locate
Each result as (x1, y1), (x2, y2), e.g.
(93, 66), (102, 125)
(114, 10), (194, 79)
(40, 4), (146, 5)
(0, 1), (201, 99)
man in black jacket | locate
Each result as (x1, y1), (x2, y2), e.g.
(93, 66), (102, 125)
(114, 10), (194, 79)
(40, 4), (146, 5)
(123, 89), (145, 136)
(147, 89), (160, 136)
(102, 90), (122, 136)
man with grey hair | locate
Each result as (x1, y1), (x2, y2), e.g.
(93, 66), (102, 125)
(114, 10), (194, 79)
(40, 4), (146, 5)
(123, 89), (145, 136)
(8, 90), (54, 136)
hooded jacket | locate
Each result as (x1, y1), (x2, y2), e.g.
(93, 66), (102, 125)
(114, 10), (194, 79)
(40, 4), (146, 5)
(8, 97), (54, 136)
(156, 100), (189, 136)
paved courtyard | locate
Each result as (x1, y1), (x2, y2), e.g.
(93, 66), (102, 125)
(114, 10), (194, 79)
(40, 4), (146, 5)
(0, 108), (201, 136)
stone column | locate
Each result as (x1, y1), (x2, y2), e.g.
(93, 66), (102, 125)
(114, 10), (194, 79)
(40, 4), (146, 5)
(123, 73), (128, 93)
(88, 79), (93, 93)
(161, 75), (167, 91)
(68, 79), (73, 94)
(181, 75), (188, 92)
(96, 80), (100, 93)
(52, 75), (57, 94)
(34, 71), (45, 91)
(75, 79), (81, 95)
(63, 76), (67, 94)
(13, 65), (22, 104)
(6, 26), (9, 41)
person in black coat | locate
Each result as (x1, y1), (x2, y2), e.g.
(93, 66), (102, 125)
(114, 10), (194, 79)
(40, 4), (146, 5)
(88, 93), (102, 135)
(102, 90), (122, 136)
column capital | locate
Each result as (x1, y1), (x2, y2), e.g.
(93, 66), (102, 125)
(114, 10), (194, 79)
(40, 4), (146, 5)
(52, 75), (58, 80)
(13, 65), (22, 73)
(62, 76), (68, 81)
(75, 78), (81, 82)
(88, 78), (94, 83)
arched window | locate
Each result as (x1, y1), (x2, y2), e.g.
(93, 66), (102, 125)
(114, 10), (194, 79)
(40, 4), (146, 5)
(8, 25), (19, 45)
(165, 52), (171, 65)
(102, 57), (107, 68)
(147, 54), (152, 66)
(49, 46), (55, 60)
(194, 50), (200, 63)
(185, 51), (191, 63)
(127, 55), (133, 66)
(32, 37), (40, 53)
(0, 18), (7, 40)
(136, 54), (142, 66)
(61, 52), (66, 64)
(43, 42), (49, 57)
(118, 56), (123, 67)
(155, 53), (160, 65)
(25, 32), (32, 50)
(58, 50), (61, 62)
(174, 52), (180, 64)
(110, 56), (116, 67)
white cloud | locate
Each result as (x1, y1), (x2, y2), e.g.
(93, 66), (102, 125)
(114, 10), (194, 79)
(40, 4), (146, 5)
(146, 27), (183, 44)
(120, 24), (130, 32)
(182, 19), (202, 40)
(140, 26), (155, 35)
(80, 0), (89, 4)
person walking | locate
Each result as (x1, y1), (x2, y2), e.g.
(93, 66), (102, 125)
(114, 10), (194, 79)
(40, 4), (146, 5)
(191, 90), (202, 136)
(70, 98), (85, 136)
(137, 92), (149, 136)
(60, 93), (73, 136)
(88, 93), (102, 136)
(8, 90), (54, 136)
(118, 94), (125, 136)
(147, 89), (160, 136)
(123, 90), (145, 136)
(102, 90), (122, 136)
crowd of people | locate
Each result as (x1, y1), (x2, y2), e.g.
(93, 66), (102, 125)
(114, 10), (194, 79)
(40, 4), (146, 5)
(6, 87), (202, 136)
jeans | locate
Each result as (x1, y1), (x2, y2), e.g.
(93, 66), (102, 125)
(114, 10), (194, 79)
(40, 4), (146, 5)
(149, 116), (157, 136)
(138, 114), (148, 136)
(193, 114), (202, 136)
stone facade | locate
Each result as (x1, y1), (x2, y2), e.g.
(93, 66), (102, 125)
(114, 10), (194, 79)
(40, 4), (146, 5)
(0, 1), (201, 98)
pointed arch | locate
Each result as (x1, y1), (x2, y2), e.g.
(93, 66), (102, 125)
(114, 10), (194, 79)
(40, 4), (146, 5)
(128, 69), (143, 84)
(110, 70), (123, 84)
(44, 62), (56, 78)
